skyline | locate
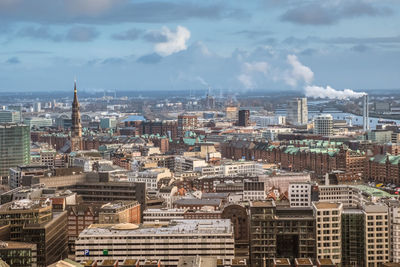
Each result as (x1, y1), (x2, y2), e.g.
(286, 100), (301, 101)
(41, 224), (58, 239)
(0, 0), (399, 93)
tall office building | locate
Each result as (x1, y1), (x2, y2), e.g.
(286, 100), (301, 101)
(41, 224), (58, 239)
(287, 98), (308, 125)
(0, 110), (21, 123)
(238, 109), (250, 127)
(313, 114), (334, 136)
(363, 204), (389, 266)
(342, 209), (365, 266)
(249, 200), (316, 266)
(0, 199), (68, 266)
(33, 102), (41, 113)
(71, 81), (83, 151)
(0, 124), (30, 180)
(312, 202), (342, 265)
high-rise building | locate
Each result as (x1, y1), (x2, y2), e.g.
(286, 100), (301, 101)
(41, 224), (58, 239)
(287, 98), (308, 125)
(313, 114), (333, 136)
(177, 114), (197, 137)
(0, 124), (30, 180)
(363, 203), (389, 266)
(249, 200), (316, 266)
(71, 81), (83, 151)
(312, 202), (342, 265)
(33, 102), (41, 113)
(0, 110), (21, 123)
(238, 109), (250, 127)
(225, 106), (238, 120)
(387, 200), (400, 263)
(342, 209), (364, 266)
(0, 199), (68, 267)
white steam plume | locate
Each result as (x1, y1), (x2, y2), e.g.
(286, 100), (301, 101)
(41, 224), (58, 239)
(305, 85), (366, 100)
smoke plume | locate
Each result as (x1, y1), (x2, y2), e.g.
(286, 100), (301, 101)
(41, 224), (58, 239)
(305, 85), (366, 100)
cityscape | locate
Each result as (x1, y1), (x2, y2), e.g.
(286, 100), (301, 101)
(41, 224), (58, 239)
(1, 1), (400, 267)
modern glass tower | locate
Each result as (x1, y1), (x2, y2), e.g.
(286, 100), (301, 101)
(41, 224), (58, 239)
(0, 123), (30, 178)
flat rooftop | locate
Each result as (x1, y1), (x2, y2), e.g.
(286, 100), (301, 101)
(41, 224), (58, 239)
(355, 185), (395, 198)
(0, 199), (51, 211)
(251, 200), (275, 208)
(273, 258), (290, 265)
(79, 219), (232, 237)
(295, 258), (313, 265)
(314, 202), (341, 209)
(0, 241), (36, 250)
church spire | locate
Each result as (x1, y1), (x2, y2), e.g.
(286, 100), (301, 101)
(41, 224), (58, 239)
(71, 80), (82, 151)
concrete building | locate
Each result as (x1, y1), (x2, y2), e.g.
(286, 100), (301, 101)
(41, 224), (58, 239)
(243, 180), (265, 201)
(251, 115), (286, 127)
(318, 185), (363, 208)
(127, 168), (172, 191)
(313, 114), (333, 136)
(312, 202), (342, 265)
(225, 106), (238, 120)
(175, 156), (207, 174)
(387, 200), (400, 263)
(0, 124), (30, 180)
(0, 199), (68, 267)
(363, 203), (389, 266)
(75, 219), (235, 266)
(9, 165), (49, 189)
(0, 241), (37, 267)
(287, 98), (308, 125)
(289, 182), (314, 207)
(143, 208), (186, 224)
(98, 201), (141, 224)
(199, 161), (263, 177)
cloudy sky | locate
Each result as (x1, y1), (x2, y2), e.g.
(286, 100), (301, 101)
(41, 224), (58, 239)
(0, 0), (399, 94)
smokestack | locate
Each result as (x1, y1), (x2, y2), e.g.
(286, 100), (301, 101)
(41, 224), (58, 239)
(363, 94), (369, 131)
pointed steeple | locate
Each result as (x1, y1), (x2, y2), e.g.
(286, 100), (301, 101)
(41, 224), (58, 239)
(71, 79), (82, 140)
(73, 79), (79, 105)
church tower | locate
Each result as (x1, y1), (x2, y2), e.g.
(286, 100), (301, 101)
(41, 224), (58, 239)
(71, 80), (83, 151)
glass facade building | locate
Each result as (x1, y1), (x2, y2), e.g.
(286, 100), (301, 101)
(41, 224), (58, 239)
(0, 123), (30, 178)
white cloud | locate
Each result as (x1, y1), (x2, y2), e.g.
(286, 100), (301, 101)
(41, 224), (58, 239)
(284, 54), (314, 86)
(305, 85), (366, 99)
(65, 0), (119, 16)
(154, 26), (191, 56)
(243, 61), (269, 74)
(238, 74), (254, 88)
(238, 61), (269, 88)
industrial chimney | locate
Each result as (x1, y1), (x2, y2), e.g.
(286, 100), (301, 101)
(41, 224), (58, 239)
(363, 94), (369, 131)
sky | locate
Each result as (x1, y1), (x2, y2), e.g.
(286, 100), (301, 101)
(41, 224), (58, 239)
(0, 0), (399, 95)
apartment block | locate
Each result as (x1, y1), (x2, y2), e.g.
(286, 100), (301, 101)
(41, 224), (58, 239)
(363, 203), (389, 266)
(313, 202), (342, 265)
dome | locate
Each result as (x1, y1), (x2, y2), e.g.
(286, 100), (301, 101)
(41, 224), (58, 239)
(111, 223), (139, 230)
